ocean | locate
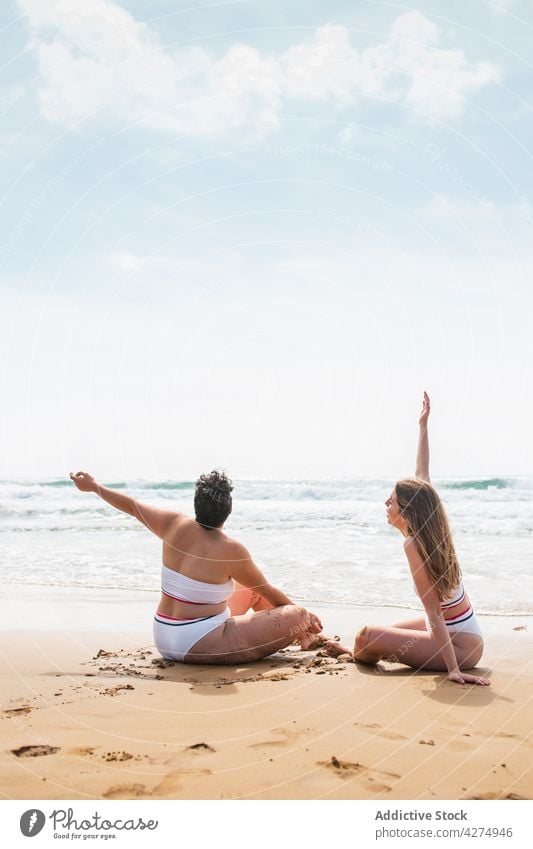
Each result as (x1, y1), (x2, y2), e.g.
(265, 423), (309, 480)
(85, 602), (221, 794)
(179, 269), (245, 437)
(1, 477), (531, 617)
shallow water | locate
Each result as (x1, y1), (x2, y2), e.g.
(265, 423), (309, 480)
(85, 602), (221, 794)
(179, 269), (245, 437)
(1, 477), (531, 615)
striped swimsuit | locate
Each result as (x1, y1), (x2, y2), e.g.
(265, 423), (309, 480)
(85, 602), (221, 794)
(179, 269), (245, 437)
(425, 580), (483, 638)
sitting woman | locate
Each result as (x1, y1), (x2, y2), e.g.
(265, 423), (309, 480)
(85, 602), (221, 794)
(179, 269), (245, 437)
(70, 469), (322, 664)
(326, 392), (490, 686)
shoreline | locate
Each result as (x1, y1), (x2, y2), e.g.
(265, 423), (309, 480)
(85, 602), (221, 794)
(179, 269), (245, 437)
(0, 590), (531, 801)
(1, 583), (531, 633)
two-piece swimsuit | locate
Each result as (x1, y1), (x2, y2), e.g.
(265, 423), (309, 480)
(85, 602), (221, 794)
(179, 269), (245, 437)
(423, 579), (483, 638)
(153, 564), (235, 661)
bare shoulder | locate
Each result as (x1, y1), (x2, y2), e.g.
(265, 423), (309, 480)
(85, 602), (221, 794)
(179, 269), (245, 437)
(162, 513), (198, 542)
(165, 512), (191, 532)
(222, 536), (251, 562)
(174, 514), (194, 529)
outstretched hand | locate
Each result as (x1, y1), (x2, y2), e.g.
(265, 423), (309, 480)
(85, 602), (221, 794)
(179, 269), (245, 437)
(69, 471), (97, 493)
(447, 671), (491, 686)
(419, 391), (430, 427)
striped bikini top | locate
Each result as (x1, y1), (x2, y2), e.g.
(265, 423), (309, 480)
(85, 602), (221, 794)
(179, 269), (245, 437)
(441, 581), (475, 627)
(161, 564), (235, 605)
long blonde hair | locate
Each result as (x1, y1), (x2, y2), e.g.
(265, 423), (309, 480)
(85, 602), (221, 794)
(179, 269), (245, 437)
(395, 478), (461, 600)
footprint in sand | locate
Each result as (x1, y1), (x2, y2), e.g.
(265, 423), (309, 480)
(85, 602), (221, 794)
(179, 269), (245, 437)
(12, 744), (60, 757)
(468, 792), (527, 800)
(104, 769), (210, 800)
(319, 756), (400, 793)
(473, 731), (532, 748)
(187, 742), (216, 753)
(2, 707), (32, 718)
(355, 722), (407, 742)
(103, 783), (148, 799)
(248, 726), (302, 749)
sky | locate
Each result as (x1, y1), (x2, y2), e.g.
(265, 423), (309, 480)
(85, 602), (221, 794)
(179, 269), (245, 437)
(1, 0), (532, 481)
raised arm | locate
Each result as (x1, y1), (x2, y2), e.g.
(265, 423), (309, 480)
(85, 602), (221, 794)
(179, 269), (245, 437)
(415, 391), (431, 482)
(69, 471), (181, 540)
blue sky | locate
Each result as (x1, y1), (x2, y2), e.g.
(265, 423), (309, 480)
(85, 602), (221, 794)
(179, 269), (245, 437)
(1, 0), (532, 480)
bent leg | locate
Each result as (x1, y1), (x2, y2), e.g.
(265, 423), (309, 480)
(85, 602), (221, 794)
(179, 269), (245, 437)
(391, 616), (427, 631)
(327, 617), (428, 660)
(184, 605), (312, 665)
(251, 595), (273, 612)
(227, 583), (273, 616)
(354, 624), (484, 671)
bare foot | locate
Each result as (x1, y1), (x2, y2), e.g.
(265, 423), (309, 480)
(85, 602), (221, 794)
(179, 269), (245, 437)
(324, 640), (352, 658)
(352, 648), (381, 665)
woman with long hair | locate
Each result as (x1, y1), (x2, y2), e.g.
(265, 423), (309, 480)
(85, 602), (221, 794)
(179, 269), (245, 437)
(326, 392), (490, 686)
(70, 469), (322, 664)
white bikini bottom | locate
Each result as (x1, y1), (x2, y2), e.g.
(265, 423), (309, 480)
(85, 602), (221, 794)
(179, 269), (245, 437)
(424, 611), (483, 639)
(153, 608), (230, 662)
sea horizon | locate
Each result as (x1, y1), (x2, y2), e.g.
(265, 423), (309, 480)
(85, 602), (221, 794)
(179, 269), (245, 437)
(1, 476), (532, 616)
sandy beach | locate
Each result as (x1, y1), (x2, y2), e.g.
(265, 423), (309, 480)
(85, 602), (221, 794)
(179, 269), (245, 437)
(1, 592), (531, 801)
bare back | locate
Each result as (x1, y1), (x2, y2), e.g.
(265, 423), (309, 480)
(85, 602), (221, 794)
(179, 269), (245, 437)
(158, 517), (243, 620)
(161, 516), (243, 581)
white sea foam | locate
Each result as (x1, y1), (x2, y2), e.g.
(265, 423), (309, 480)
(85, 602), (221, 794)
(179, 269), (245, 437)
(1, 478), (531, 615)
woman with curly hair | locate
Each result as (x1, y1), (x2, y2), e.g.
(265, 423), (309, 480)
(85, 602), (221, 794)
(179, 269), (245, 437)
(326, 393), (490, 686)
(70, 469), (321, 665)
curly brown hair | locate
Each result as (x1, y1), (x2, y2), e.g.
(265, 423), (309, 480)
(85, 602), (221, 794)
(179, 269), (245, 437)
(194, 470), (233, 530)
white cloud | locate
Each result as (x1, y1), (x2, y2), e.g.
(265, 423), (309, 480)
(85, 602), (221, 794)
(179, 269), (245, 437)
(385, 12), (499, 121)
(18, 0), (500, 135)
(283, 24), (372, 104)
(17, 0), (282, 137)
